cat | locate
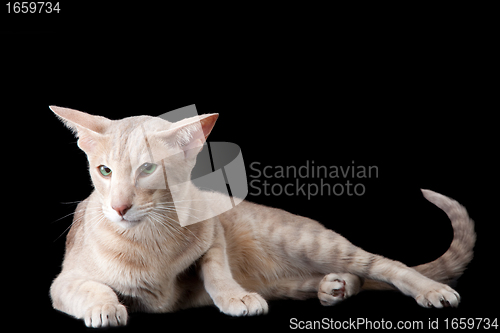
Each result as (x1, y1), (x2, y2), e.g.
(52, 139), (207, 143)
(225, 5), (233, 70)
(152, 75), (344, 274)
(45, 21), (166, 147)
(49, 106), (476, 328)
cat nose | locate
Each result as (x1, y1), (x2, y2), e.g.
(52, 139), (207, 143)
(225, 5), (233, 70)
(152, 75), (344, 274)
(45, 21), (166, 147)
(112, 204), (132, 217)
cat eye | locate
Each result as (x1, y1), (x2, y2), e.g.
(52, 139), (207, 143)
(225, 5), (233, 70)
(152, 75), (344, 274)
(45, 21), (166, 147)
(138, 163), (157, 177)
(98, 165), (112, 177)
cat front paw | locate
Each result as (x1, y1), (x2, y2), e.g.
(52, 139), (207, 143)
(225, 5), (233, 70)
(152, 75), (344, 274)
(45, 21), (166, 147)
(215, 292), (268, 316)
(415, 283), (460, 308)
(84, 303), (128, 328)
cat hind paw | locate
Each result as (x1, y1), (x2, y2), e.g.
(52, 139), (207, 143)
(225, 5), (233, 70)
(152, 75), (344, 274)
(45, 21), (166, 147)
(319, 274), (347, 306)
(415, 284), (460, 308)
(318, 273), (361, 306)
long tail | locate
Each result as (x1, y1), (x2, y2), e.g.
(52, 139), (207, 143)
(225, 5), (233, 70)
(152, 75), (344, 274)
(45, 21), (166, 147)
(363, 189), (476, 290)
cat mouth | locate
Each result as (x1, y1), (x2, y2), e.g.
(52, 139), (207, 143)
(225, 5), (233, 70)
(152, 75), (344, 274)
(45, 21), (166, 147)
(122, 218), (140, 222)
(117, 218), (143, 229)
(103, 208), (145, 228)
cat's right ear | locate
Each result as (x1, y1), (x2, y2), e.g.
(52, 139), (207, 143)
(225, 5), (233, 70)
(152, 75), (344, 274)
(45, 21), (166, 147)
(50, 106), (111, 153)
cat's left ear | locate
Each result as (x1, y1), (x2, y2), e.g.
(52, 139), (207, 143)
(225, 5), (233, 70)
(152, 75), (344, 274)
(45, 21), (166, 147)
(161, 113), (218, 160)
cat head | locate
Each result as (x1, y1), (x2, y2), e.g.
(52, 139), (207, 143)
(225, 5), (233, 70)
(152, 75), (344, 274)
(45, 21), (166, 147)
(51, 106), (218, 229)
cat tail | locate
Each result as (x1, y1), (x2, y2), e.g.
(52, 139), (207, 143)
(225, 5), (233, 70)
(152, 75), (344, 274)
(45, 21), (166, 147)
(362, 189), (476, 291)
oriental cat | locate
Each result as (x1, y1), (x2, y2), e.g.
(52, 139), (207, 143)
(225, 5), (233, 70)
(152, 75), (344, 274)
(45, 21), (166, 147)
(50, 106), (475, 328)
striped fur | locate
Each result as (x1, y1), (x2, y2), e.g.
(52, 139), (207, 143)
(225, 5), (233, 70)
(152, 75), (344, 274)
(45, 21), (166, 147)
(49, 106), (476, 328)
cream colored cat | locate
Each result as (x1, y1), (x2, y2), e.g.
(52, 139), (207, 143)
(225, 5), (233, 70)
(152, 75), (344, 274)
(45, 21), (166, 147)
(50, 106), (476, 328)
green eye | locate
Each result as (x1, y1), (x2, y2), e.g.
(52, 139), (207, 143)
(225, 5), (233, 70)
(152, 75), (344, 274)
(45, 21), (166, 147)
(139, 163), (157, 176)
(99, 165), (112, 177)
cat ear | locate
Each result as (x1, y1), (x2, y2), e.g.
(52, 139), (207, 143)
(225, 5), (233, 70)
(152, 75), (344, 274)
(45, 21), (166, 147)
(157, 113), (218, 160)
(50, 106), (111, 153)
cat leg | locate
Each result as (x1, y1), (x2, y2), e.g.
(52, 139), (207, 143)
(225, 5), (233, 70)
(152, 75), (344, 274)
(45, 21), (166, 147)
(253, 273), (361, 307)
(50, 272), (127, 328)
(257, 275), (322, 300)
(200, 222), (268, 316)
(322, 238), (461, 308)
(323, 237), (460, 308)
(274, 219), (460, 308)
(318, 273), (362, 306)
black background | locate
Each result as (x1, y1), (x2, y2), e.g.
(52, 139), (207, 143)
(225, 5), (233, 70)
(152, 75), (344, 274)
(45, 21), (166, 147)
(4, 6), (497, 332)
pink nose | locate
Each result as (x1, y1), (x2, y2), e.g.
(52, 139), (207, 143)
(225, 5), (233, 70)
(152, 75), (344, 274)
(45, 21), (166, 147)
(112, 204), (132, 217)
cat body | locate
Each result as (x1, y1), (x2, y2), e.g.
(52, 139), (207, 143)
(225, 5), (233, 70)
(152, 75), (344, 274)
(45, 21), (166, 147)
(50, 106), (475, 328)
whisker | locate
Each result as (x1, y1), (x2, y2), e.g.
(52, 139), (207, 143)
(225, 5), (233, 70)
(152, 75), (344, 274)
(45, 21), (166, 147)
(153, 207), (199, 220)
(52, 210), (104, 243)
(161, 199), (219, 203)
(155, 204), (204, 212)
(51, 207), (102, 224)
(51, 211), (77, 224)
(53, 218), (79, 242)
(148, 212), (182, 247)
(154, 209), (204, 246)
